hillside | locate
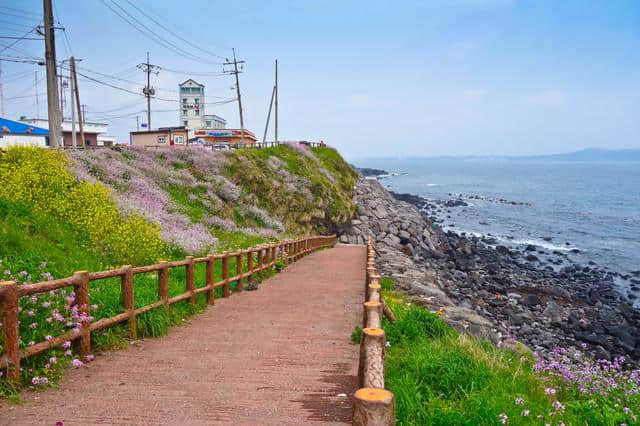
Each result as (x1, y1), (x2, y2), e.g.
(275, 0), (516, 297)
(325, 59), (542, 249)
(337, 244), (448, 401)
(0, 144), (356, 274)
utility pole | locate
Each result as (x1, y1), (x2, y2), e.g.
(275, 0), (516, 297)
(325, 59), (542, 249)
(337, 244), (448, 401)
(137, 52), (159, 130)
(274, 59), (278, 144)
(262, 85), (275, 143)
(70, 57), (85, 148)
(224, 49), (245, 145)
(34, 70), (39, 119)
(43, 0), (61, 147)
(0, 61), (4, 117)
(136, 115), (139, 131)
(70, 61), (76, 148)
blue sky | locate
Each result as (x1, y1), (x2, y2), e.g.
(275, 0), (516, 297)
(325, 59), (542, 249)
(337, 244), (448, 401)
(2, 0), (639, 159)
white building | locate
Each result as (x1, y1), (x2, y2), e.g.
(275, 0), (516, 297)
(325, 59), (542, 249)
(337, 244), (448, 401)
(0, 117), (48, 148)
(19, 118), (108, 147)
(179, 79), (226, 132)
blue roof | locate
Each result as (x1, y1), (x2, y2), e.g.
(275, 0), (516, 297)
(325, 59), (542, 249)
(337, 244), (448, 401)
(0, 118), (49, 135)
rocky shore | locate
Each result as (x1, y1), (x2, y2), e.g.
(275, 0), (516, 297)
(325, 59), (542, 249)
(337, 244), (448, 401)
(339, 178), (640, 362)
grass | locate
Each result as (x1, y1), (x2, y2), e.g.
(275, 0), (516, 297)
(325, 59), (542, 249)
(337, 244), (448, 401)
(353, 278), (640, 425)
(0, 196), (279, 398)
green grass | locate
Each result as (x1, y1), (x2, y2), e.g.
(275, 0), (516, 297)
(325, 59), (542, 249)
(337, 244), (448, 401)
(0, 196), (281, 398)
(353, 279), (640, 425)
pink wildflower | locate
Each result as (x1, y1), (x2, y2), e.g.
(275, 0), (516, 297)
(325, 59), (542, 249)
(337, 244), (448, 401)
(45, 335), (52, 341)
(72, 358), (83, 368)
(62, 341), (71, 348)
(544, 387), (556, 395)
(515, 397), (524, 405)
(521, 410), (530, 417)
(49, 356), (57, 364)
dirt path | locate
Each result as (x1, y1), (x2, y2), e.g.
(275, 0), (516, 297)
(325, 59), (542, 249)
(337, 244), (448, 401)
(2, 245), (365, 426)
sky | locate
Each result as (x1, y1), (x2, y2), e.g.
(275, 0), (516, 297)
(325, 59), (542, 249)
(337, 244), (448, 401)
(1, 0), (639, 160)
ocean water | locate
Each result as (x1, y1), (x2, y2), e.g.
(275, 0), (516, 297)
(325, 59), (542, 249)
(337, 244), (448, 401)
(356, 158), (640, 285)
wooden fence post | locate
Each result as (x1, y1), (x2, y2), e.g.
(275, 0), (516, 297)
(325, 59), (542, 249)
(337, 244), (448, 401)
(205, 256), (215, 304)
(271, 245), (276, 269)
(74, 270), (91, 357)
(0, 281), (20, 381)
(257, 246), (264, 271)
(120, 266), (136, 341)
(363, 301), (382, 329)
(362, 328), (385, 389)
(222, 252), (230, 297)
(158, 261), (169, 307)
(236, 251), (243, 292)
(186, 256), (196, 304)
(353, 388), (396, 426)
(247, 249), (254, 284)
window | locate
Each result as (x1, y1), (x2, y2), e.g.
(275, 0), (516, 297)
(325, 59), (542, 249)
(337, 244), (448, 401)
(182, 109), (188, 116)
(182, 98), (187, 104)
(194, 98), (199, 104)
(205, 120), (211, 127)
(175, 135), (184, 144)
(195, 109), (199, 116)
(180, 87), (201, 94)
(183, 120), (188, 127)
(157, 135), (166, 143)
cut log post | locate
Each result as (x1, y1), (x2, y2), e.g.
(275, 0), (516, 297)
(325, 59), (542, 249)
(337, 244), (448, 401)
(382, 301), (396, 323)
(158, 261), (169, 306)
(368, 282), (381, 302)
(74, 270), (91, 357)
(0, 281), (20, 380)
(119, 266), (135, 341)
(362, 328), (385, 389)
(222, 252), (230, 297)
(363, 301), (382, 328)
(271, 245), (277, 268)
(186, 256), (196, 304)
(248, 249), (254, 284)
(366, 267), (376, 291)
(353, 388), (396, 426)
(205, 256), (215, 304)
(236, 251), (243, 292)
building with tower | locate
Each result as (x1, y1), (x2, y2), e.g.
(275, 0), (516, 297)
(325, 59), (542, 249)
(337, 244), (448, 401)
(179, 79), (226, 132)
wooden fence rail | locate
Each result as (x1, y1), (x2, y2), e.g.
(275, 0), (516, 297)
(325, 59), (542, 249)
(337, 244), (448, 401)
(353, 236), (396, 426)
(0, 235), (337, 380)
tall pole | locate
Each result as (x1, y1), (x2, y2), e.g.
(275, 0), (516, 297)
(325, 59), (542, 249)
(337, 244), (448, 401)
(262, 85), (275, 143)
(137, 52), (159, 130)
(43, 0), (61, 147)
(232, 48), (244, 145)
(0, 61), (4, 117)
(136, 115), (139, 131)
(274, 59), (278, 144)
(146, 52), (151, 129)
(70, 62), (76, 148)
(70, 57), (85, 148)
(34, 70), (39, 119)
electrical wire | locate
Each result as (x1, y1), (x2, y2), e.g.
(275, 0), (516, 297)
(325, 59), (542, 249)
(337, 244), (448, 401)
(101, 0), (218, 65)
(122, 0), (227, 61)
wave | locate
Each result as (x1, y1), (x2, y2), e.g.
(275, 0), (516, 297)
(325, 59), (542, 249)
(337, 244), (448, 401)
(444, 226), (579, 252)
(505, 238), (577, 252)
(425, 183), (439, 187)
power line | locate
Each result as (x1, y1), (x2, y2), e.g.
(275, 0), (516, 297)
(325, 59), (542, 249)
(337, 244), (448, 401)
(101, 0), (216, 64)
(122, 0), (227, 61)
(0, 6), (42, 19)
(0, 36), (43, 40)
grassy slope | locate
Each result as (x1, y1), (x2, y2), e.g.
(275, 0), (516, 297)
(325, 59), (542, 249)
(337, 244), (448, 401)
(356, 278), (640, 425)
(225, 145), (357, 234)
(1, 144), (354, 396)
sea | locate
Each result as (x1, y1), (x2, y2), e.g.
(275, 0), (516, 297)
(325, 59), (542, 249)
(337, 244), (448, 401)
(355, 158), (640, 293)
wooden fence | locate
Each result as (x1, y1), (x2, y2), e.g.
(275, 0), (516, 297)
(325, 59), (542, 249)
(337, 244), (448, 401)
(0, 235), (337, 380)
(353, 236), (396, 426)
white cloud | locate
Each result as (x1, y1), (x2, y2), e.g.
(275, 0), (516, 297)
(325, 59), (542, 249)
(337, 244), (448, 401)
(525, 90), (569, 107)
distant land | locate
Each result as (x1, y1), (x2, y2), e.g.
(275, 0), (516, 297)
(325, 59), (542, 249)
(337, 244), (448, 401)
(357, 148), (640, 162)
(521, 148), (640, 162)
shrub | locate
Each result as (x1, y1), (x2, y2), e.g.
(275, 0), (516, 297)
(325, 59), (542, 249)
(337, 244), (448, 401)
(0, 147), (163, 265)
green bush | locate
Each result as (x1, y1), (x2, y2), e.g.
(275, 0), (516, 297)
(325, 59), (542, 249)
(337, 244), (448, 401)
(0, 147), (164, 266)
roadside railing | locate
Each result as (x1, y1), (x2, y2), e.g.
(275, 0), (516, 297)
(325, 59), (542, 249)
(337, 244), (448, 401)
(0, 235), (337, 380)
(353, 236), (396, 426)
